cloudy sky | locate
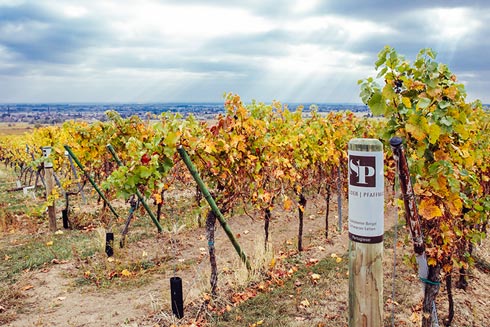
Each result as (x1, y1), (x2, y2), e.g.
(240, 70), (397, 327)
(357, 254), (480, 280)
(0, 0), (488, 104)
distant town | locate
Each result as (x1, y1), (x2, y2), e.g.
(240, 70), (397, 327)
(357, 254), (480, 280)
(0, 103), (371, 125)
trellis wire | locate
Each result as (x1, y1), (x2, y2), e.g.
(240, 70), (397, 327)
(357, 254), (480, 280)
(391, 164), (400, 327)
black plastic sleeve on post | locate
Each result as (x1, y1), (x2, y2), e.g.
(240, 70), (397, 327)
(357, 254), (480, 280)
(62, 209), (69, 229)
(170, 277), (184, 319)
(389, 136), (403, 148)
(105, 232), (114, 257)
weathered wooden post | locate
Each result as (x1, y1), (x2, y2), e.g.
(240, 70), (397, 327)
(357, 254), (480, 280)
(42, 146), (57, 232)
(348, 139), (384, 327)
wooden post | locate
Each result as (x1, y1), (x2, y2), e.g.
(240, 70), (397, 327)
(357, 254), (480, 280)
(42, 146), (57, 232)
(348, 139), (384, 327)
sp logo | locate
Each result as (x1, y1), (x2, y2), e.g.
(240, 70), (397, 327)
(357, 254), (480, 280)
(349, 155), (376, 187)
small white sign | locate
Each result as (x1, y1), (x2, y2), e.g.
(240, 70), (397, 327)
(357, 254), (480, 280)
(348, 148), (384, 243)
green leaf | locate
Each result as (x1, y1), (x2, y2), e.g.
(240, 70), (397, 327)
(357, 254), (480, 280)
(139, 166), (152, 178)
(376, 66), (388, 79)
(417, 97), (431, 109)
(439, 101), (451, 109)
(368, 92), (386, 116)
(440, 117), (453, 126)
(382, 84), (396, 100)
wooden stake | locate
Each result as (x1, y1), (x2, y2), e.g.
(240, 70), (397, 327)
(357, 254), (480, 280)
(42, 146), (57, 232)
(347, 139), (384, 327)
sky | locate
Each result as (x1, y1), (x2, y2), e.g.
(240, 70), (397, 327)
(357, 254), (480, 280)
(0, 0), (489, 104)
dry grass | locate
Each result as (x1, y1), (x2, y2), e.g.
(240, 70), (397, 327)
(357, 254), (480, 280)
(0, 122), (35, 135)
(0, 280), (28, 325)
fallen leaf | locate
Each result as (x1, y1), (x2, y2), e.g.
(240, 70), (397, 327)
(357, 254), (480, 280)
(269, 257), (276, 269)
(300, 299), (310, 307)
(54, 230), (64, 235)
(22, 285), (34, 291)
(410, 312), (421, 323)
(107, 257), (115, 262)
(311, 273), (321, 281)
(46, 241), (53, 247)
(336, 257), (342, 263)
(121, 269), (131, 277)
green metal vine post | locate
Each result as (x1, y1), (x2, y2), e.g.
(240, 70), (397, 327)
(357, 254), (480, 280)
(63, 145), (119, 221)
(177, 146), (251, 271)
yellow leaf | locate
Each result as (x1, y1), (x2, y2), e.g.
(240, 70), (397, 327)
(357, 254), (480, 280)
(427, 257), (437, 266)
(402, 97), (412, 108)
(283, 198), (293, 211)
(300, 299), (310, 307)
(443, 264), (453, 273)
(154, 193), (162, 205)
(46, 241), (54, 247)
(428, 124), (441, 144)
(419, 198), (442, 220)
(447, 197), (462, 216)
(121, 269), (131, 277)
(336, 257), (343, 263)
(413, 183), (432, 196)
(405, 123), (426, 141)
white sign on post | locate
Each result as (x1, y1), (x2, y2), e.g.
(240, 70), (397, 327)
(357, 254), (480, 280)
(348, 140), (384, 243)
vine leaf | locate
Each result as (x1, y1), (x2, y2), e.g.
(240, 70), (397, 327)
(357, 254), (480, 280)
(419, 198), (442, 220)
